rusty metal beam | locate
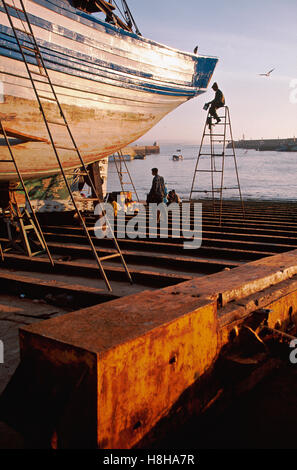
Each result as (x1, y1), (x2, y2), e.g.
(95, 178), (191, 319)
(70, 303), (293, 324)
(0, 252), (193, 287)
(20, 230), (276, 261)
(0, 269), (117, 306)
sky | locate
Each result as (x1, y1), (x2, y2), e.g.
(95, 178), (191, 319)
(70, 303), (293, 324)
(122, 0), (297, 144)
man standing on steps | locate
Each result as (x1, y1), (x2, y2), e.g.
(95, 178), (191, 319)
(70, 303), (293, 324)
(147, 168), (165, 204)
(206, 82), (225, 125)
(147, 168), (165, 223)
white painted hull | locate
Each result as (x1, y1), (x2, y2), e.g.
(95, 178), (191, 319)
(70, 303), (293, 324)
(0, 0), (218, 182)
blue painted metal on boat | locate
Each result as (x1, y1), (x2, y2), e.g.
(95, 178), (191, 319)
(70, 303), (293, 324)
(193, 57), (219, 88)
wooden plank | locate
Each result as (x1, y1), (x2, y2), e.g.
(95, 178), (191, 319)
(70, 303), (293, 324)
(0, 127), (49, 143)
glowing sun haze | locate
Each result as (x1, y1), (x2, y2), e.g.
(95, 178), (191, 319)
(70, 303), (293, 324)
(127, 0), (297, 144)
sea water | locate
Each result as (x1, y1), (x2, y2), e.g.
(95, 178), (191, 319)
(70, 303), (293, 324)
(107, 144), (297, 202)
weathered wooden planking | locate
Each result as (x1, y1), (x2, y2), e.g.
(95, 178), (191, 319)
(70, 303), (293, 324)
(0, 0), (217, 181)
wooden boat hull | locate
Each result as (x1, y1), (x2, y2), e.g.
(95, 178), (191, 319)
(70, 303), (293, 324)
(0, 0), (218, 181)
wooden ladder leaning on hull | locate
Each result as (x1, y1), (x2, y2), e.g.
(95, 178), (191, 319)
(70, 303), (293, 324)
(2, 0), (132, 291)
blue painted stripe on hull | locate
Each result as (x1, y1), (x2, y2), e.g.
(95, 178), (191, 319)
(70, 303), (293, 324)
(0, 1), (196, 65)
(33, 0), (196, 52)
(1, 48), (203, 97)
(0, 1), (218, 90)
(34, 0), (142, 41)
(0, 52), (198, 97)
(0, 27), (215, 97)
(0, 25), (197, 89)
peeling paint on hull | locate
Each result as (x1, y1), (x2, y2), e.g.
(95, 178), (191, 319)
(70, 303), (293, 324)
(0, 0), (218, 181)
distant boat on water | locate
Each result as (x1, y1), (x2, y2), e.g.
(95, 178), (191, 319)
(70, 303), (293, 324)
(172, 149), (183, 160)
(0, 0), (218, 182)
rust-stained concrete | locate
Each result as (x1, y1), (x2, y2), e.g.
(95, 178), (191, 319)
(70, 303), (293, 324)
(164, 249), (297, 306)
(3, 249), (297, 448)
(15, 292), (217, 448)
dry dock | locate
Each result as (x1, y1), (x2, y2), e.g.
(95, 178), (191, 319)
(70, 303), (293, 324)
(117, 144), (160, 159)
(1, 200), (297, 448)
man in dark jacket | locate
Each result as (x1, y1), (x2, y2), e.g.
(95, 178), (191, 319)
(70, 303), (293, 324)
(206, 82), (225, 123)
(147, 168), (165, 203)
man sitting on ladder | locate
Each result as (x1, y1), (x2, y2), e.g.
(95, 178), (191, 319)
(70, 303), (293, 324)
(206, 82), (225, 125)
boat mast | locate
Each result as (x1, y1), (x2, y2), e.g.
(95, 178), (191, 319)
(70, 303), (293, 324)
(119, 0), (141, 35)
(72, 0), (141, 34)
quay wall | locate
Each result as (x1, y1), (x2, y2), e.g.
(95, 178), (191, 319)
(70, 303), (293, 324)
(228, 137), (297, 151)
(120, 144), (160, 158)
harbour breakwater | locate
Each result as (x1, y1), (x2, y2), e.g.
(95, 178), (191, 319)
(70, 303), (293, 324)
(110, 144), (160, 161)
(228, 138), (297, 152)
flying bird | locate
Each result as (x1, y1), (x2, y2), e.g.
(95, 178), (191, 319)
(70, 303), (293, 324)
(193, 46), (198, 54)
(259, 68), (275, 77)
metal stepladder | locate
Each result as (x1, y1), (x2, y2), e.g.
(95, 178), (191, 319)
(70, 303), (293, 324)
(189, 106), (245, 225)
(2, 0), (132, 291)
(113, 150), (139, 202)
(0, 121), (54, 264)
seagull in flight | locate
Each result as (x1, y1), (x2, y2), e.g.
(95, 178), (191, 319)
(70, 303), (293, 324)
(259, 68), (275, 77)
